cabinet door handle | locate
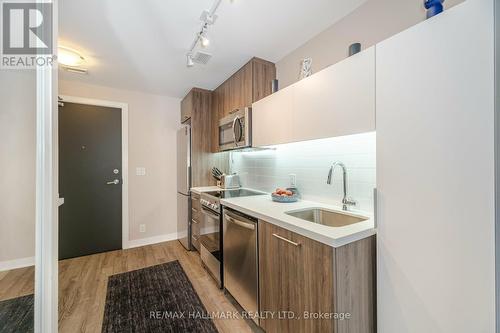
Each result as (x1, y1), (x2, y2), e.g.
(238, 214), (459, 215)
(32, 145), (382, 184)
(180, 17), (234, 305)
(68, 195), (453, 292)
(272, 233), (300, 247)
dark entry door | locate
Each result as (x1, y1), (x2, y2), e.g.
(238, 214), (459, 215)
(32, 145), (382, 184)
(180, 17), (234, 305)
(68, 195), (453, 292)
(59, 102), (122, 260)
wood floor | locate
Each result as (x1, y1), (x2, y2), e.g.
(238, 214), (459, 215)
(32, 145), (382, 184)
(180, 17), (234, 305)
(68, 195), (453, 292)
(0, 240), (253, 333)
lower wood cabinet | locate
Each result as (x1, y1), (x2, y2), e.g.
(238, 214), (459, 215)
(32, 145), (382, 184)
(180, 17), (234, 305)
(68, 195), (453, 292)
(258, 221), (375, 333)
(191, 193), (201, 251)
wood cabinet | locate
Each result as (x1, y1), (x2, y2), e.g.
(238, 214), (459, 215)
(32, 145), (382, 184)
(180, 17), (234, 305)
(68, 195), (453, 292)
(191, 192), (201, 251)
(180, 91), (193, 123)
(181, 88), (214, 187)
(252, 47), (375, 147)
(211, 57), (276, 152)
(259, 221), (334, 333)
(259, 221), (375, 333)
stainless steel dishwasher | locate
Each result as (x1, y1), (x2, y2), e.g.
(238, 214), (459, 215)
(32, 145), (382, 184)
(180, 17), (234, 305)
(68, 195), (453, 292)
(223, 208), (259, 324)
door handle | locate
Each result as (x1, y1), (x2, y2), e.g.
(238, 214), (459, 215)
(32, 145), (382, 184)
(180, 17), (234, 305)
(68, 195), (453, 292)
(272, 233), (300, 247)
(201, 206), (219, 220)
(106, 179), (120, 185)
(225, 215), (255, 230)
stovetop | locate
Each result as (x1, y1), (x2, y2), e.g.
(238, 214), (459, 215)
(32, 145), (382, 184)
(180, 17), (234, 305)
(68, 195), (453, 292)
(204, 188), (265, 199)
(200, 189), (265, 213)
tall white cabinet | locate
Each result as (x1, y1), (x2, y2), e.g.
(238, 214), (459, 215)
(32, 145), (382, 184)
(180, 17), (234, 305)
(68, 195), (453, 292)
(376, 0), (495, 332)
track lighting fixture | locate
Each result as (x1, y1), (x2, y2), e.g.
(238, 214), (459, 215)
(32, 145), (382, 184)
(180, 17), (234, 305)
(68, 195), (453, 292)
(186, 0), (226, 67)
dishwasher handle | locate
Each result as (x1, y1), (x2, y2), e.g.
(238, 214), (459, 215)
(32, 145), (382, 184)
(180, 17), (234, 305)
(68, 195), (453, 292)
(224, 213), (255, 230)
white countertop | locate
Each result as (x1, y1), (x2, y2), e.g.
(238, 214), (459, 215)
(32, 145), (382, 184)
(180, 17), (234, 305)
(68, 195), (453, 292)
(191, 186), (267, 195)
(220, 195), (376, 248)
(190, 186), (221, 194)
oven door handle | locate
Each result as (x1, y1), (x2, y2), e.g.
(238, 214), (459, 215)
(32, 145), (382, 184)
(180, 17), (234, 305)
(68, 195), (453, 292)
(224, 214), (255, 230)
(201, 206), (219, 220)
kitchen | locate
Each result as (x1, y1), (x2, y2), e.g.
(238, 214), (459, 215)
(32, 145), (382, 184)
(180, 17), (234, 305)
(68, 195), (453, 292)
(175, 0), (496, 332)
(0, 0), (497, 332)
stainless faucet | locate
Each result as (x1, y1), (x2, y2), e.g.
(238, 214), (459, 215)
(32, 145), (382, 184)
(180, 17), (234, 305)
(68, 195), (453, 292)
(327, 162), (356, 211)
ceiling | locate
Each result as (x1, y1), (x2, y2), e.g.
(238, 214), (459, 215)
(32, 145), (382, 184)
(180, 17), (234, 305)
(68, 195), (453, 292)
(59, 0), (366, 98)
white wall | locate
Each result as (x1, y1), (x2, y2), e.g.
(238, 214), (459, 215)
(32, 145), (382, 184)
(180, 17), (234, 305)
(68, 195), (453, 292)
(230, 132), (376, 212)
(59, 80), (181, 244)
(276, 0), (464, 89)
(0, 71), (36, 265)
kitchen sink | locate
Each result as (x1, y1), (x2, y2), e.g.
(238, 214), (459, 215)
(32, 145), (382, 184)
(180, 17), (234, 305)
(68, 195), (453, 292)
(285, 208), (368, 227)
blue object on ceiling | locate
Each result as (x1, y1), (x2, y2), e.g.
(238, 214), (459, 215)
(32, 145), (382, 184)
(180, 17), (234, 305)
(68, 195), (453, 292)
(424, 0), (445, 18)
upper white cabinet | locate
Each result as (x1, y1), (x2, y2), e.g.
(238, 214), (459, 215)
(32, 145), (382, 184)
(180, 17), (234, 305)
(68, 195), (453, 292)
(252, 46), (375, 147)
(252, 87), (294, 147)
(292, 46), (375, 142)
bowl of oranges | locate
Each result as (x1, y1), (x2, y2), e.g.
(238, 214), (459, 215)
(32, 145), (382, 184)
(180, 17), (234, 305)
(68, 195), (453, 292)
(271, 188), (299, 203)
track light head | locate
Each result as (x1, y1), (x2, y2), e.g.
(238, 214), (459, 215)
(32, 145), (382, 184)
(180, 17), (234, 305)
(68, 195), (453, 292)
(200, 10), (218, 25)
(199, 34), (210, 48)
(186, 54), (194, 67)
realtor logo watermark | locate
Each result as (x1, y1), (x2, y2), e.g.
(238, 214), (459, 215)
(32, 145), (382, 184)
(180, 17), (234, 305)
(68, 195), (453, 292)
(1, 0), (55, 69)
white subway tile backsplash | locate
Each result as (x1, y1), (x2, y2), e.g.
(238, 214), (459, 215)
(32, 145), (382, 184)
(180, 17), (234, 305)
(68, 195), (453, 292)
(230, 132), (377, 212)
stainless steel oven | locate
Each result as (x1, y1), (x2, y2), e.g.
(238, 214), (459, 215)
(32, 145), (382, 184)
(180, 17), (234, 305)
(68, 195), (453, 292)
(199, 204), (222, 288)
(219, 107), (252, 151)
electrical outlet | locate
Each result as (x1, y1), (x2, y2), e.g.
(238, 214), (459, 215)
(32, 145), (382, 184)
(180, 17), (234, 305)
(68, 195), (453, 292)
(139, 224), (146, 233)
(136, 167), (146, 176)
(289, 173), (297, 187)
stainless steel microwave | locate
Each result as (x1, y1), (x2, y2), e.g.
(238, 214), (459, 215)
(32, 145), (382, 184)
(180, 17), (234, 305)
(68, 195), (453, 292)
(219, 107), (252, 151)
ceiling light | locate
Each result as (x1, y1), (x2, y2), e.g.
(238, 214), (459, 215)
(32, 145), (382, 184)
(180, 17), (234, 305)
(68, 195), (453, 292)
(58, 46), (85, 67)
(186, 54), (194, 67)
(199, 34), (210, 48)
(63, 66), (88, 74)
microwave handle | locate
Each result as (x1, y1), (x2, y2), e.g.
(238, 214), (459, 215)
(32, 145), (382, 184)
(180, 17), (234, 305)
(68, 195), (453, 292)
(232, 116), (239, 147)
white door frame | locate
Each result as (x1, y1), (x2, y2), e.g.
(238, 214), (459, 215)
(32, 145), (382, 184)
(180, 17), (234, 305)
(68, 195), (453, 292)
(495, 0), (499, 331)
(58, 95), (130, 249)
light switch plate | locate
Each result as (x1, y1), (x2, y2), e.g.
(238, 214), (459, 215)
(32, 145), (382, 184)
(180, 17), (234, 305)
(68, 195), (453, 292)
(289, 173), (297, 187)
(139, 224), (146, 233)
(136, 167), (146, 176)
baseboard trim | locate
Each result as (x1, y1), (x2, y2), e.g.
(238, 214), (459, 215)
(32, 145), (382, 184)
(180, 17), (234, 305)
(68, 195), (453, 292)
(127, 232), (179, 249)
(0, 256), (35, 272)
